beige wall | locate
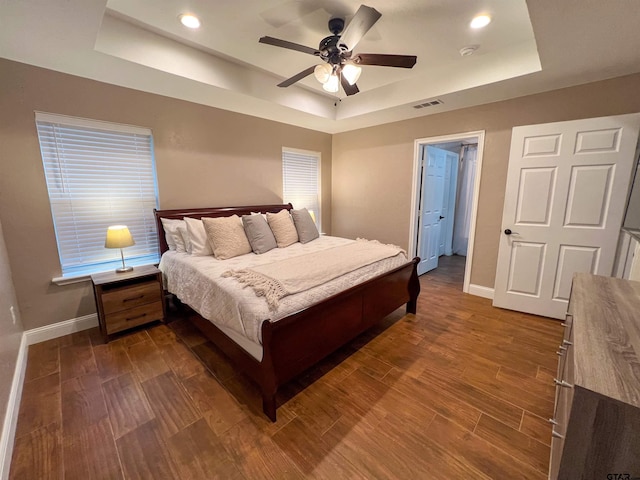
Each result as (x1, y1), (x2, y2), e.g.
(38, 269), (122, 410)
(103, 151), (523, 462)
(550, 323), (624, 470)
(0, 217), (24, 437)
(332, 73), (640, 288)
(0, 59), (332, 330)
(2, 55), (640, 330)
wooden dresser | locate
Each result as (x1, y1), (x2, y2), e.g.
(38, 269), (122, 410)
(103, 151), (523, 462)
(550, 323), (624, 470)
(549, 273), (640, 479)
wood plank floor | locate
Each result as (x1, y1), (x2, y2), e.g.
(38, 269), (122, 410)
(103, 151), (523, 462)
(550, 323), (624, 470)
(10, 255), (563, 479)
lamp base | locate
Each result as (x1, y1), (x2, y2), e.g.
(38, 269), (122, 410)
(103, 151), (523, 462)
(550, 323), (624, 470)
(115, 266), (133, 273)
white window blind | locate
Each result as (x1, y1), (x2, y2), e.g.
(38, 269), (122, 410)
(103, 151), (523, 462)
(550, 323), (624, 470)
(35, 112), (160, 277)
(282, 148), (321, 230)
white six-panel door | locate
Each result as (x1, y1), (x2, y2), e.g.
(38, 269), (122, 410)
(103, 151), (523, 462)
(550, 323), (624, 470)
(493, 114), (640, 319)
(439, 149), (459, 256)
(417, 146), (446, 275)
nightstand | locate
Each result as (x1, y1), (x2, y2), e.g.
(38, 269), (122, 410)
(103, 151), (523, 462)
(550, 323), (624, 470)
(91, 265), (165, 342)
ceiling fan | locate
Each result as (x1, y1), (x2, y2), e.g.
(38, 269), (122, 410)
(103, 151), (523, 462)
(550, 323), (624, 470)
(259, 4), (417, 96)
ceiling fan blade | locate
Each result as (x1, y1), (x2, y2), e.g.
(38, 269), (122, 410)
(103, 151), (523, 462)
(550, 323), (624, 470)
(340, 75), (359, 96)
(354, 53), (417, 68)
(259, 36), (319, 56)
(277, 65), (317, 87)
(338, 5), (382, 51)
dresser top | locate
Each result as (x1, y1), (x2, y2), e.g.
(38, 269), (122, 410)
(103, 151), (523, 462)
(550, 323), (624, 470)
(570, 273), (640, 407)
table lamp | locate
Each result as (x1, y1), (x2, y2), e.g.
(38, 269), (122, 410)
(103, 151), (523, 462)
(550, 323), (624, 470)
(105, 225), (135, 273)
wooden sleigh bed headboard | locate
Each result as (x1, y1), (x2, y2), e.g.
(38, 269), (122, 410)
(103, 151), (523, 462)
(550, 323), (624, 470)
(153, 203), (292, 254)
(153, 203), (419, 421)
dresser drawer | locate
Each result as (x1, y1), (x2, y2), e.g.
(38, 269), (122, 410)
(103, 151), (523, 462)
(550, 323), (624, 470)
(105, 301), (164, 334)
(102, 280), (161, 314)
(550, 338), (575, 480)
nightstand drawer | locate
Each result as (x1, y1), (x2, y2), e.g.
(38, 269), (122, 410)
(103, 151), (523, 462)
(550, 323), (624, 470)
(105, 301), (164, 334)
(92, 265), (165, 342)
(102, 280), (161, 314)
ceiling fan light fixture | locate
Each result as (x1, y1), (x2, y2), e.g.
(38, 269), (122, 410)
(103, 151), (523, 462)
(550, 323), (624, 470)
(470, 14), (491, 29)
(313, 64), (332, 84)
(342, 64), (362, 86)
(179, 14), (201, 29)
(323, 74), (340, 93)
(259, 5), (417, 95)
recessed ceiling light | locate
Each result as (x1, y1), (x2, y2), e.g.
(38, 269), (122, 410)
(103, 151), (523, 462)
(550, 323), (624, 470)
(179, 14), (201, 29)
(470, 14), (491, 29)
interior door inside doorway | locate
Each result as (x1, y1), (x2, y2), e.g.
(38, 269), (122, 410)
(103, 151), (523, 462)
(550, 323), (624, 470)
(416, 146), (458, 275)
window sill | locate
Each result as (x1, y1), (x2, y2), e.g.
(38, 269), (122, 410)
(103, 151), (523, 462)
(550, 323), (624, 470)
(52, 274), (92, 286)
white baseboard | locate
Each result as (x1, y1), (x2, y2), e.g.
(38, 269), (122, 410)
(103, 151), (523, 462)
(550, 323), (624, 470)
(0, 335), (27, 480)
(24, 313), (98, 346)
(468, 283), (495, 299)
(0, 314), (98, 478)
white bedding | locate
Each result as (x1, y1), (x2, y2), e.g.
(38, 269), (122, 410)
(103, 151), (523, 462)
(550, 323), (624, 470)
(159, 235), (408, 349)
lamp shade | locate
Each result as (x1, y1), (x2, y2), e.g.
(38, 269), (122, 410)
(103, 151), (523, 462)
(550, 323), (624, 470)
(105, 225), (135, 249)
(342, 64), (362, 85)
(323, 73), (340, 93)
(313, 64), (332, 84)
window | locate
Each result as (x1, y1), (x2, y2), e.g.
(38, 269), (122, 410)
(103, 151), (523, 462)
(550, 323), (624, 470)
(35, 112), (160, 278)
(282, 148), (321, 231)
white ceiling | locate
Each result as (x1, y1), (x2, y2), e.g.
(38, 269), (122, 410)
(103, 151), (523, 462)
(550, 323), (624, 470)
(1, 0), (640, 133)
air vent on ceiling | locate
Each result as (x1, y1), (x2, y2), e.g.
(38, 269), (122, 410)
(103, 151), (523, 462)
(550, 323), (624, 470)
(413, 99), (443, 109)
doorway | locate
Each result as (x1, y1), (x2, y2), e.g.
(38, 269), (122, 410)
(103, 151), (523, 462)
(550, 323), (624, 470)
(409, 131), (485, 294)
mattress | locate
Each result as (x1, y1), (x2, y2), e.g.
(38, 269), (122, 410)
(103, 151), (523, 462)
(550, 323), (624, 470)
(159, 235), (408, 356)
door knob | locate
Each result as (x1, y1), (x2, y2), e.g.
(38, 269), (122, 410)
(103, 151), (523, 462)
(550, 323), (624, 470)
(504, 229), (519, 235)
(439, 216), (445, 220)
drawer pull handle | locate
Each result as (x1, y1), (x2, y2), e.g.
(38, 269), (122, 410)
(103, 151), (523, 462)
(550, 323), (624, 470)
(126, 313), (147, 322)
(558, 345), (567, 351)
(553, 378), (573, 388)
(551, 429), (564, 439)
(556, 350), (564, 356)
(548, 418), (558, 425)
(562, 339), (572, 346)
(124, 294), (145, 302)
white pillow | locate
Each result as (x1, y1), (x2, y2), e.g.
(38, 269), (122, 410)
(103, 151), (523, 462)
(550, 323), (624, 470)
(267, 209), (298, 248)
(160, 218), (184, 251)
(175, 222), (191, 253)
(184, 217), (213, 256)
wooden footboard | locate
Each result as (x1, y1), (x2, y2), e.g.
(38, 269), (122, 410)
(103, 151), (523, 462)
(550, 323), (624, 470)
(154, 205), (420, 421)
(259, 256), (420, 420)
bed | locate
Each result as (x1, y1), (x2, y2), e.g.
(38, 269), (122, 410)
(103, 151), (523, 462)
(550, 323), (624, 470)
(154, 204), (420, 421)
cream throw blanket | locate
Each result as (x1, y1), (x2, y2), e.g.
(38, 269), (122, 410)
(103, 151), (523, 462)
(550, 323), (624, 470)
(222, 239), (406, 311)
